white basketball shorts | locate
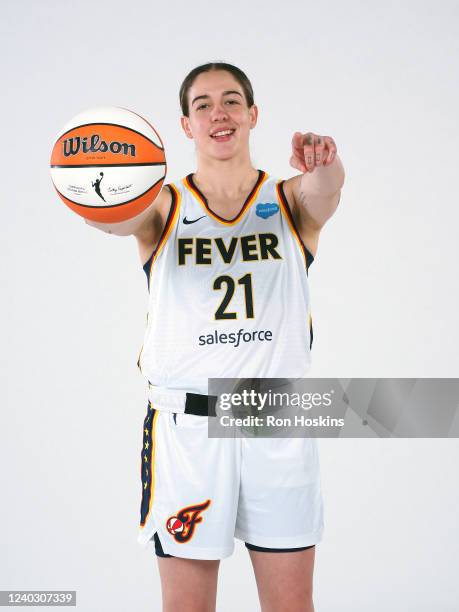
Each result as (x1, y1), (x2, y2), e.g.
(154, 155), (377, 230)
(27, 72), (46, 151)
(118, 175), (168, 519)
(138, 400), (324, 560)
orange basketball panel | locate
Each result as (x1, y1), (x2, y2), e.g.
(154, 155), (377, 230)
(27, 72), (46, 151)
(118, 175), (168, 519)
(50, 124), (165, 166)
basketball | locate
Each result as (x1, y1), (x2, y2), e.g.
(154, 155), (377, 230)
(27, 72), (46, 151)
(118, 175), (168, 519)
(50, 106), (167, 223)
(166, 517), (184, 535)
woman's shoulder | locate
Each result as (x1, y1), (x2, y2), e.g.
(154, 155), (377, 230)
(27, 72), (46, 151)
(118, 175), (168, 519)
(164, 174), (190, 191)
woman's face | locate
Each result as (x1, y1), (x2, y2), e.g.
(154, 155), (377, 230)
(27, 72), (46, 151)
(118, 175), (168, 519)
(181, 70), (258, 161)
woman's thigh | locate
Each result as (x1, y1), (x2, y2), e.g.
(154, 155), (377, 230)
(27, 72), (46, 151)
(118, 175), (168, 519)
(157, 556), (220, 612)
(248, 547), (316, 612)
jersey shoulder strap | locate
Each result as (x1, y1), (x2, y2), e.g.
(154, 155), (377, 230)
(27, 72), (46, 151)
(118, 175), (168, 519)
(142, 182), (181, 283)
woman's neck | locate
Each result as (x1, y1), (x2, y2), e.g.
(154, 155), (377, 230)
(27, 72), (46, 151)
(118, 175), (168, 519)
(193, 156), (259, 199)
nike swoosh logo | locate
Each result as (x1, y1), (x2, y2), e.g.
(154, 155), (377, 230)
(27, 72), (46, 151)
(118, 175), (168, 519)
(183, 215), (206, 225)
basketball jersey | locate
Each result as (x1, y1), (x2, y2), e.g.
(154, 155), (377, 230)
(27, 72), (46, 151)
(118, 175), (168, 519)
(137, 170), (314, 401)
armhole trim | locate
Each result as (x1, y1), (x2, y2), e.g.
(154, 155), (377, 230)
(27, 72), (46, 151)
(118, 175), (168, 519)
(276, 180), (314, 272)
(143, 184), (181, 289)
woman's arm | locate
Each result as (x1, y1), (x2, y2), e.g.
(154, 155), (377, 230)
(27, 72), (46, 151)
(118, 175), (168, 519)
(85, 186), (172, 265)
(286, 131), (344, 226)
(283, 132), (345, 256)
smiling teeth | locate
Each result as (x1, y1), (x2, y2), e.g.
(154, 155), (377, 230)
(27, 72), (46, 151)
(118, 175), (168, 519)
(213, 130), (233, 137)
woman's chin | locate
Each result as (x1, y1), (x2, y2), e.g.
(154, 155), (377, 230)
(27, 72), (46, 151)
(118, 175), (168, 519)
(206, 146), (243, 162)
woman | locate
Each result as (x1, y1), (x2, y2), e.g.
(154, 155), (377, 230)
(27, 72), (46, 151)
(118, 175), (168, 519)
(132, 62), (344, 611)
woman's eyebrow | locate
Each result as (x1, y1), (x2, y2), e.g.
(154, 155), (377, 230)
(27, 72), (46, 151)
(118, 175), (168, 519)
(222, 90), (243, 97)
(191, 91), (243, 106)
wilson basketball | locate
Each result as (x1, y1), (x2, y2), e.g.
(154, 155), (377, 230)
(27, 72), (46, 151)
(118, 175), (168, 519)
(50, 106), (166, 223)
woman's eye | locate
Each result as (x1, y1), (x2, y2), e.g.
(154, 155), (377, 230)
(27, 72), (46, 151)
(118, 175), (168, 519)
(196, 100), (238, 110)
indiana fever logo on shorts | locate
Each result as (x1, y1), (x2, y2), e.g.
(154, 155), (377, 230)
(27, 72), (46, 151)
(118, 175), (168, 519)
(166, 499), (212, 543)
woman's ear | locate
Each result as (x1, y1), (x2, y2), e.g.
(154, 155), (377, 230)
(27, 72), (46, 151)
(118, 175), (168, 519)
(249, 104), (258, 129)
(181, 116), (194, 139)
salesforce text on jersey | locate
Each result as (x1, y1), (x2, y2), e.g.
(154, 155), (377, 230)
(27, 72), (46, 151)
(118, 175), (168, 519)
(198, 328), (273, 347)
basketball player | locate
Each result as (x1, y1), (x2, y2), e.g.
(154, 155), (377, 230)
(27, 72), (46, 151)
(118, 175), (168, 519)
(129, 63), (344, 611)
(91, 171), (106, 202)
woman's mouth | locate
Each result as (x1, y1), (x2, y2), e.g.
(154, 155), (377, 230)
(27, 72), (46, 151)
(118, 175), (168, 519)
(210, 129), (235, 142)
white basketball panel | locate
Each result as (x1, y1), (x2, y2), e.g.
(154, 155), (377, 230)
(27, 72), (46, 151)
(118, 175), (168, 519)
(51, 164), (166, 207)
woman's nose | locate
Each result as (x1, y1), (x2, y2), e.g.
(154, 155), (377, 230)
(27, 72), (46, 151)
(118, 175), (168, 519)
(210, 104), (228, 121)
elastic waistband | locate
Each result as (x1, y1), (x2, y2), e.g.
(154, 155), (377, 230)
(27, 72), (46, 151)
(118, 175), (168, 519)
(148, 386), (217, 416)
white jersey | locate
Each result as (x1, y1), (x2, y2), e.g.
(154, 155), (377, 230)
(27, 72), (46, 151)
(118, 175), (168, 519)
(137, 170), (314, 406)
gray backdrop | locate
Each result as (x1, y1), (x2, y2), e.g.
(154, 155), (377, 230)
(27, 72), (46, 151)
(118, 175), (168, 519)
(2, 0), (459, 610)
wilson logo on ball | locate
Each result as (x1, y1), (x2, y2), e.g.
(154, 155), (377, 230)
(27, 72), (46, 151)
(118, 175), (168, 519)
(62, 134), (136, 158)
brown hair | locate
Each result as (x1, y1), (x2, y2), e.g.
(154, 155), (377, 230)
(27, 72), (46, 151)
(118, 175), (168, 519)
(179, 62), (255, 117)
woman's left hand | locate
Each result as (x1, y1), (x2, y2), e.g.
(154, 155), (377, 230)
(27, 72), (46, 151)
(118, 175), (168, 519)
(290, 132), (337, 173)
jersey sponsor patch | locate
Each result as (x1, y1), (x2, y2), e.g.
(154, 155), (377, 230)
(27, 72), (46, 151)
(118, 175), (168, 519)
(256, 202), (279, 219)
(198, 327), (273, 347)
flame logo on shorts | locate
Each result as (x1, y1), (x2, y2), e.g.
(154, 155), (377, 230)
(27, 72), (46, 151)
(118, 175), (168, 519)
(166, 499), (211, 543)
